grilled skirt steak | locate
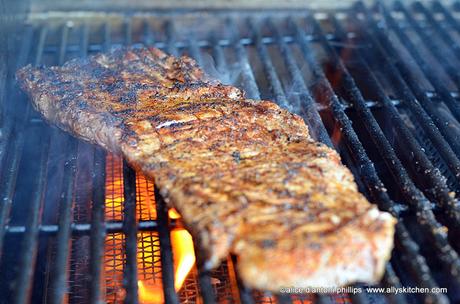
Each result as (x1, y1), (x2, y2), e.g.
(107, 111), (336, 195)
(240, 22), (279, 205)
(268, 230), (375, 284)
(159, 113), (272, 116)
(16, 46), (395, 291)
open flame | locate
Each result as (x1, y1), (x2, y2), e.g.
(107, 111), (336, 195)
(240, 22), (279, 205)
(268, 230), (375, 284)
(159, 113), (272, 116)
(137, 210), (196, 303)
(104, 154), (195, 303)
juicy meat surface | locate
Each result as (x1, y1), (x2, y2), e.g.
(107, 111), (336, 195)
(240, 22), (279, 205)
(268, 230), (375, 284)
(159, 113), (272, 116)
(16, 46), (395, 291)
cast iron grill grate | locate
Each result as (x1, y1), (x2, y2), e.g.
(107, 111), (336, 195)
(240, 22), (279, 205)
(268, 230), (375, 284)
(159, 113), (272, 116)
(1, 1), (460, 303)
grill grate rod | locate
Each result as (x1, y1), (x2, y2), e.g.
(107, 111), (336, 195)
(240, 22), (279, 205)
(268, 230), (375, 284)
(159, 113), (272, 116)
(121, 19), (139, 304)
(49, 21), (89, 304)
(356, 2), (460, 160)
(395, 1), (460, 91)
(13, 130), (50, 304)
(161, 19), (219, 303)
(229, 255), (255, 304)
(381, 264), (408, 304)
(267, 18), (333, 147)
(394, 222), (448, 304)
(391, 1), (460, 123)
(290, 14), (450, 304)
(351, 2), (460, 185)
(248, 18), (289, 107)
(142, 21), (178, 299)
(226, 18), (261, 100)
(432, 1), (460, 58)
(195, 258), (217, 304)
(2, 25), (44, 304)
(186, 30), (220, 304)
(6, 219), (166, 235)
(256, 15), (361, 303)
(330, 15), (460, 231)
(413, 2), (460, 87)
(0, 25), (35, 260)
(311, 12), (440, 214)
(207, 28), (257, 304)
(88, 21), (114, 304)
(49, 137), (78, 304)
(88, 149), (107, 304)
(154, 188), (180, 304)
(317, 9), (460, 290)
(122, 163), (139, 304)
(362, 2), (460, 157)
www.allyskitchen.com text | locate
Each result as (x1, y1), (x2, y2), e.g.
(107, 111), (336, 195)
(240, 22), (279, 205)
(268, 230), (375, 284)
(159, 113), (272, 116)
(279, 286), (447, 295)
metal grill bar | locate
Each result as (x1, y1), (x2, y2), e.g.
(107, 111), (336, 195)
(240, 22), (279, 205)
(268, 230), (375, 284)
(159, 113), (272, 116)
(433, 1), (460, 57)
(165, 21), (179, 57)
(13, 131), (50, 304)
(49, 22), (89, 303)
(330, 15), (460, 228)
(394, 1), (460, 118)
(227, 18), (260, 100)
(0, 25), (34, 260)
(248, 19), (288, 108)
(360, 2), (460, 157)
(6, 220), (166, 235)
(207, 31), (256, 303)
(413, 2), (460, 87)
(39, 33), (326, 54)
(268, 18), (333, 147)
(49, 138), (78, 304)
(434, 1), (460, 60)
(351, 2), (460, 185)
(357, 3), (460, 162)
(312, 8), (460, 301)
(121, 20), (139, 304)
(290, 13), (452, 304)
(155, 188), (179, 304)
(230, 255), (254, 304)
(195, 265), (216, 304)
(122, 163), (138, 304)
(87, 21), (113, 304)
(394, 224), (444, 303)
(395, 1), (460, 88)
(161, 19), (219, 303)
(381, 264), (408, 304)
(88, 149), (106, 304)
(313, 11), (433, 217)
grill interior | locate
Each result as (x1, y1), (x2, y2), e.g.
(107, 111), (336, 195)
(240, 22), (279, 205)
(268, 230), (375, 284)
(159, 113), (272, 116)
(1, 1), (460, 303)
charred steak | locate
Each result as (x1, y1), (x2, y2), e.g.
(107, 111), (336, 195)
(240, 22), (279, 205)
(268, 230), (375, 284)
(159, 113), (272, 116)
(16, 46), (395, 291)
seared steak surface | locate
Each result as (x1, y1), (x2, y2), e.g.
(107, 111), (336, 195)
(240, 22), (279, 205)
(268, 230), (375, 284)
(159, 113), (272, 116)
(17, 46), (395, 291)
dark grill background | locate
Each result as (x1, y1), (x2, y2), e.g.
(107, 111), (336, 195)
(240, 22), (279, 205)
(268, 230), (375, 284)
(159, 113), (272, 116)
(1, 1), (460, 303)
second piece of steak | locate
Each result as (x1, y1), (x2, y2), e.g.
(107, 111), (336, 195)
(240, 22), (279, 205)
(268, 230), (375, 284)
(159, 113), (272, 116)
(16, 46), (395, 291)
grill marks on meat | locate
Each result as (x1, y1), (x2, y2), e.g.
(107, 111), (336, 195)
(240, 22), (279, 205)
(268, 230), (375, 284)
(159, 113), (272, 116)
(16, 46), (395, 291)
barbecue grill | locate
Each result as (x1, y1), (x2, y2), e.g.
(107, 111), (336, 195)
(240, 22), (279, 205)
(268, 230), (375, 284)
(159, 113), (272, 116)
(1, 0), (460, 303)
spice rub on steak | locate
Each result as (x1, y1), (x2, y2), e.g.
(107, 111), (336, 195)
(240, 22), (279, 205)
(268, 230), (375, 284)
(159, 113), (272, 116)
(16, 46), (395, 291)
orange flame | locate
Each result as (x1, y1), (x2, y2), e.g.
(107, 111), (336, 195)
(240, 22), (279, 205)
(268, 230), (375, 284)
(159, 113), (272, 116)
(138, 210), (196, 304)
(104, 155), (195, 303)
(170, 227), (196, 291)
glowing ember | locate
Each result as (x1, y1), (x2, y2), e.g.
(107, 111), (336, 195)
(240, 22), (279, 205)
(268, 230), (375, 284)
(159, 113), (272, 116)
(104, 154), (195, 303)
